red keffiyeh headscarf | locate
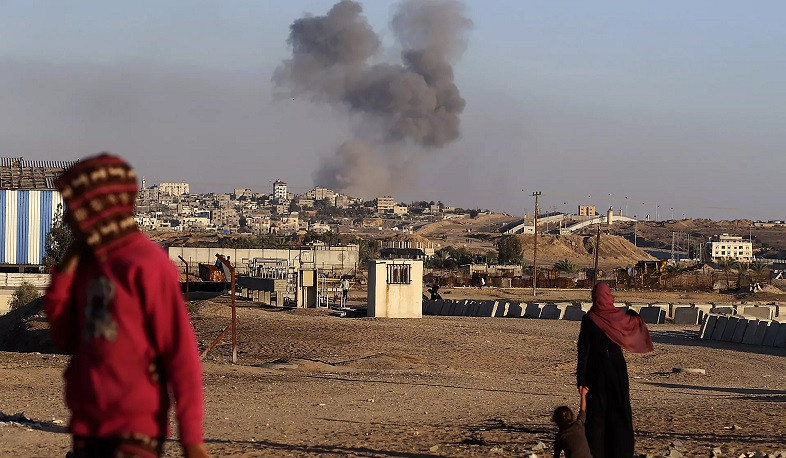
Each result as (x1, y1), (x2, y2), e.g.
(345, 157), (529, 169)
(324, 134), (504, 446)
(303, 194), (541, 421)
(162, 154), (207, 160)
(587, 282), (654, 353)
(55, 152), (139, 257)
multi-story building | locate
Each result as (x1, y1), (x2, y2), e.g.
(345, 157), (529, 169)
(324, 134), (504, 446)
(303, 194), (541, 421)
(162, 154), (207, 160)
(273, 180), (287, 202)
(159, 182), (190, 196)
(376, 196), (396, 214)
(306, 187), (335, 202)
(334, 194), (351, 208)
(578, 205), (596, 217)
(709, 234), (753, 262)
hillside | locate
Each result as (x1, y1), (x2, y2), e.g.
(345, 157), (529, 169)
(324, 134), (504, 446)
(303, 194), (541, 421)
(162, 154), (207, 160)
(513, 233), (656, 269)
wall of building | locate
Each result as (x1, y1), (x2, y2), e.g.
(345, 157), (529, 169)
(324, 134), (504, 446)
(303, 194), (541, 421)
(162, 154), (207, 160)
(0, 190), (63, 265)
(168, 245), (360, 274)
(367, 260), (423, 318)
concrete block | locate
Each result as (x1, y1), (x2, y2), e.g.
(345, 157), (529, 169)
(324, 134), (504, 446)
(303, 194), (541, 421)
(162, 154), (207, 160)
(775, 322), (786, 348)
(524, 302), (544, 318)
(563, 305), (585, 321)
(742, 319), (762, 345)
(673, 307), (700, 325)
(580, 302), (593, 312)
(629, 303), (647, 313)
(710, 315), (728, 341)
(700, 314), (717, 339)
(693, 304), (712, 323)
(613, 302), (627, 309)
(639, 307), (666, 324)
(506, 302), (524, 317)
(670, 304), (691, 319)
(721, 316), (740, 342)
(741, 306), (773, 320)
(474, 300), (495, 317)
(493, 302), (509, 317)
(652, 303), (670, 317)
(731, 317), (753, 343)
(762, 321), (780, 346)
(711, 305), (735, 315)
(742, 320), (770, 345)
(540, 304), (562, 319)
(751, 320), (770, 346)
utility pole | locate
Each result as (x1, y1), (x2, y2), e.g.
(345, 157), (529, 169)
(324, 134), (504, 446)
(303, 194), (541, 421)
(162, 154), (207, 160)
(593, 223), (601, 286)
(532, 191), (541, 297)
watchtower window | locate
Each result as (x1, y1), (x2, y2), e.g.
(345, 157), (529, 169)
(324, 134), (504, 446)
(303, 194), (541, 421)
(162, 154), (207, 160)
(387, 264), (411, 284)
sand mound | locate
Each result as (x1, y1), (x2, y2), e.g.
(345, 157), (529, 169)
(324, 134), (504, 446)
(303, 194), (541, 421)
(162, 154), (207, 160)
(0, 297), (60, 354)
(515, 234), (656, 268)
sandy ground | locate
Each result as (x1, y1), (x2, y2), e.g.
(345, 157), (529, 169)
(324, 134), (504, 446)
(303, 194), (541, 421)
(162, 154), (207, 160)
(1, 289), (785, 457)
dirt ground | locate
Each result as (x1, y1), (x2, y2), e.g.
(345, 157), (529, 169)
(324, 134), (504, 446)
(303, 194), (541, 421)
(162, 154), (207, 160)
(1, 289), (785, 457)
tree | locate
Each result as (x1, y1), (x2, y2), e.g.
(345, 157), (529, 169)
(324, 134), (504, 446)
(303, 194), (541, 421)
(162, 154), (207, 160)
(554, 258), (581, 274)
(749, 261), (770, 283)
(497, 235), (523, 265)
(717, 257), (735, 289)
(735, 261), (750, 286)
(9, 281), (41, 311)
(664, 263), (684, 276)
(42, 204), (73, 270)
(356, 238), (379, 265)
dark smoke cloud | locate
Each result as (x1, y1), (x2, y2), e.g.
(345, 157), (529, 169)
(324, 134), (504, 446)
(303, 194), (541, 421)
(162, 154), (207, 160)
(275, 0), (471, 196)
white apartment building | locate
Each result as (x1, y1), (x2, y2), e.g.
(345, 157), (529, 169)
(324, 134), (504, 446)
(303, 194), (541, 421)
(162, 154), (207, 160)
(159, 182), (190, 196)
(273, 180), (287, 201)
(710, 234), (753, 262)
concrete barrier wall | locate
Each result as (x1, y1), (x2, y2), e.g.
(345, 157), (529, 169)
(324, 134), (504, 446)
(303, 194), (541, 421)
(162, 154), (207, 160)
(701, 313), (785, 349)
(419, 300), (784, 345)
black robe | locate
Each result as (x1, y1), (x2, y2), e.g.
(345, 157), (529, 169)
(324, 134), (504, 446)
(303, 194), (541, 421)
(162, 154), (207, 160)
(576, 315), (634, 458)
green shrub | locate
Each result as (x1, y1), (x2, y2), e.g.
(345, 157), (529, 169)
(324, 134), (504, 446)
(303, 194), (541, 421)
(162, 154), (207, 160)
(10, 282), (42, 311)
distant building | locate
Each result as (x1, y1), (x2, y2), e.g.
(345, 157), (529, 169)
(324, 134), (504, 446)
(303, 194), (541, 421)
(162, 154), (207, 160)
(710, 234), (753, 262)
(233, 188), (253, 199)
(273, 180), (287, 201)
(376, 196), (396, 214)
(578, 205), (596, 217)
(307, 187), (335, 202)
(334, 194), (351, 208)
(392, 205), (408, 216)
(0, 157), (77, 265)
(159, 182), (190, 196)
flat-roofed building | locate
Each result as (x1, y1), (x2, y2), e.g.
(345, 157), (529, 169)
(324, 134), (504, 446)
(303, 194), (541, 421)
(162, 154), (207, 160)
(159, 182), (190, 196)
(710, 234), (753, 262)
(376, 196), (396, 214)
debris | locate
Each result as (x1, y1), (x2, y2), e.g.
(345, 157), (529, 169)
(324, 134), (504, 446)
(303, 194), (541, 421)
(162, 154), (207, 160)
(672, 368), (706, 375)
(532, 441), (546, 451)
(429, 445), (439, 452)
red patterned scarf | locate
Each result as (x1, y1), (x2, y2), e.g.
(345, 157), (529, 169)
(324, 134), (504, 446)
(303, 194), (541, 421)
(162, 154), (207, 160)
(55, 153), (139, 257)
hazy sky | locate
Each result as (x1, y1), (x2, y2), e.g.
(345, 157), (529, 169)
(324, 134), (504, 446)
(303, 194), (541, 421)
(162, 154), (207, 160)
(2, 1), (784, 220)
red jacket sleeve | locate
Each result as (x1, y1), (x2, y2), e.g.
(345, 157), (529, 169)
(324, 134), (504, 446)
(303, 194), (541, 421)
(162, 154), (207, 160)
(141, 261), (204, 446)
(44, 269), (77, 354)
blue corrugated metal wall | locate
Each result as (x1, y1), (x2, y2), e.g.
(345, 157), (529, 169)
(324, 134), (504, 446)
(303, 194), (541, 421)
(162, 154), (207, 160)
(0, 189), (62, 265)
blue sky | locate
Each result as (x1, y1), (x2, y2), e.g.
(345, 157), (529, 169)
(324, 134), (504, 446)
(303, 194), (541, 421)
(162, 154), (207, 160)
(2, 1), (784, 220)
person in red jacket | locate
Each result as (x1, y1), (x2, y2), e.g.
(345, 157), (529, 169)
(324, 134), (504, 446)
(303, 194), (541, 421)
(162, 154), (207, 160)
(45, 153), (209, 458)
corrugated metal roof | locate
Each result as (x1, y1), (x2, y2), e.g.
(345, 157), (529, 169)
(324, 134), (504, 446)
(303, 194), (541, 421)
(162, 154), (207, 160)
(0, 157), (78, 190)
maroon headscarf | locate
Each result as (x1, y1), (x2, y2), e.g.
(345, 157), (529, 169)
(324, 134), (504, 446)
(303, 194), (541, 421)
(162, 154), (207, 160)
(587, 282), (654, 353)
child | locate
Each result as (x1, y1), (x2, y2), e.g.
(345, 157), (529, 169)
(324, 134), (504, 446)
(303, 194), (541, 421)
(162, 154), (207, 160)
(552, 386), (592, 458)
(45, 153), (208, 458)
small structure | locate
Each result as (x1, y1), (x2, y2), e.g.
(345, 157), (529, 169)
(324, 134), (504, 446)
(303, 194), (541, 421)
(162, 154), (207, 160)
(367, 259), (423, 318)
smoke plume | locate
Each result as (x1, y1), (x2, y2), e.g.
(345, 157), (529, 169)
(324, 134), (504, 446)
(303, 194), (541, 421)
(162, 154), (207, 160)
(275, 0), (471, 195)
